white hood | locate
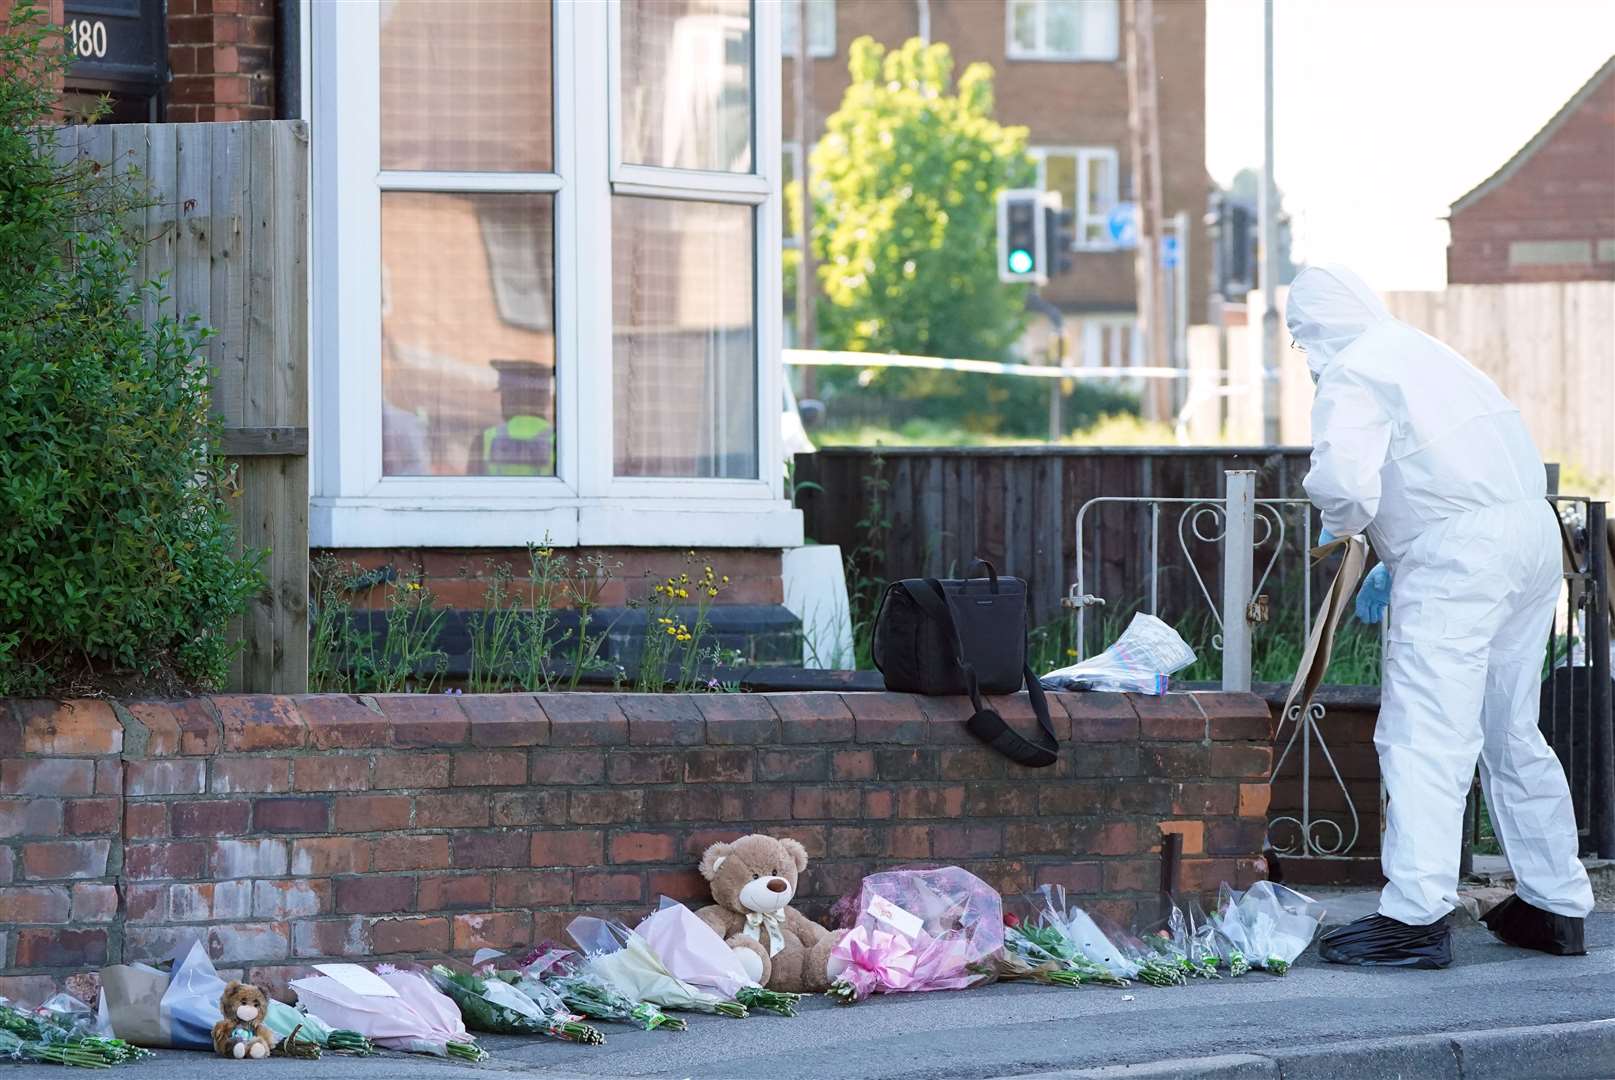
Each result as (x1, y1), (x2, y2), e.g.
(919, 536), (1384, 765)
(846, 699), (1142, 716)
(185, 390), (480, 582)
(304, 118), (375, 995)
(1285, 264), (1393, 376)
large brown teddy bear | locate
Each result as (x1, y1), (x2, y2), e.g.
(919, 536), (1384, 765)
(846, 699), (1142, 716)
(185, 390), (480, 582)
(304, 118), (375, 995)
(695, 834), (844, 994)
(211, 982), (274, 1060)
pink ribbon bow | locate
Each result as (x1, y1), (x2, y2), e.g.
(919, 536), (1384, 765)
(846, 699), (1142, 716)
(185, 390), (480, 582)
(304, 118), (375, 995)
(829, 926), (918, 999)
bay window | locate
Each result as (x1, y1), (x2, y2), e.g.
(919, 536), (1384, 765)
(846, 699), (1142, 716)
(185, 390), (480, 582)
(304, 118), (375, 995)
(311, 0), (794, 548)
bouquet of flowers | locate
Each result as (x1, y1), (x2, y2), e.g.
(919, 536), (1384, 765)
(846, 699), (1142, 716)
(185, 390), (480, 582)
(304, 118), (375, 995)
(1210, 882), (1326, 975)
(568, 916), (748, 1018)
(0, 997), (153, 1068)
(430, 965), (603, 1044)
(1000, 886), (1130, 988)
(264, 1000), (376, 1056)
(1180, 894), (1241, 977)
(827, 866), (1003, 1004)
(1133, 896), (1220, 981)
(635, 899), (802, 1017)
(290, 965), (486, 1060)
(98, 938), (227, 1049)
(517, 948), (685, 1032)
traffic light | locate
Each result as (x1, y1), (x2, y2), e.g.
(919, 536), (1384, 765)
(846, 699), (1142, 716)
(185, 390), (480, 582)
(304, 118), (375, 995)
(1044, 204), (1075, 276)
(1206, 194), (1257, 300)
(997, 188), (1046, 284)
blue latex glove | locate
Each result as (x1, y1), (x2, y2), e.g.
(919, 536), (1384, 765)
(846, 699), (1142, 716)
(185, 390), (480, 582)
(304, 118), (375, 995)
(1355, 563), (1391, 624)
(1317, 528), (1336, 546)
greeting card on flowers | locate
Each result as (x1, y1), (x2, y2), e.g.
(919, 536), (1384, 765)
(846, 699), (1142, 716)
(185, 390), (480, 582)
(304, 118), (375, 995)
(867, 894), (924, 940)
(314, 963), (399, 998)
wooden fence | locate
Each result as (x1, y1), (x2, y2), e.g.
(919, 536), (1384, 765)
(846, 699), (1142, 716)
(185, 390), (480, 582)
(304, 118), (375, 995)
(1200, 283), (1615, 488)
(793, 446), (1314, 628)
(56, 122), (310, 692)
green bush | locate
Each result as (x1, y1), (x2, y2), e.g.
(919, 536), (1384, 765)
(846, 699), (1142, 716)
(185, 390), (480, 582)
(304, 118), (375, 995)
(0, 6), (262, 695)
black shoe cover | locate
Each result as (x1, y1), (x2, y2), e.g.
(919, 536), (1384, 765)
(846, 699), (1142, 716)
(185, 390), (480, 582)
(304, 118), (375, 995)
(1480, 895), (1586, 956)
(1317, 913), (1453, 968)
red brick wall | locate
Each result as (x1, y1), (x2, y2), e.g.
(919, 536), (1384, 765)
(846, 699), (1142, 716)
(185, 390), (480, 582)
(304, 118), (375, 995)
(319, 547), (784, 610)
(0, 690), (1272, 1000)
(165, 0), (276, 123)
(1447, 68), (1615, 284)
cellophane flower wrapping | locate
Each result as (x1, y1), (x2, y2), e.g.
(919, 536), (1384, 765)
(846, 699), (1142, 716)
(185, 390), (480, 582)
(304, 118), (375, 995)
(1211, 882), (1326, 975)
(829, 867), (1003, 1001)
(635, 899), (753, 999)
(1132, 895), (1219, 982)
(635, 899), (802, 1016)
(431, 965), (603, 1044)
(518, 948), (685, 1032)
(0, 995), (153, 1068)
(568, 916), (746, 1017)
(290, 967), (481, 1058)
(1000, 885), (1130, 987)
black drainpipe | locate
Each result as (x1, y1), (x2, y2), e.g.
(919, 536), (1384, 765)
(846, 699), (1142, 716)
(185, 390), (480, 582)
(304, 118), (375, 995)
(274, 0), (301, 120)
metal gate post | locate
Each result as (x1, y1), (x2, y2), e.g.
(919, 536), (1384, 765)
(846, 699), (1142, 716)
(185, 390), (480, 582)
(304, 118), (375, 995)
(1222, 470), (1255, 692)
(1587, 500), (1613, 858)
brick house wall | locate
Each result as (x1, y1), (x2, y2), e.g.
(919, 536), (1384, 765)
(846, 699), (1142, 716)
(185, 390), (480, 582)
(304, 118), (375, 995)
(165, 0), (277, 123)
(783, 0), (1211, 326)
(1447, 56), (1615, 285)
(0, 690), (1274, 1000)
(0, 0), (277, 122)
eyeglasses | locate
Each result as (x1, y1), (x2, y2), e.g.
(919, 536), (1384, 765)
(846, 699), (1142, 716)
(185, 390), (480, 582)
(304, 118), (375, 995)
(1288, 339), (1306, 352)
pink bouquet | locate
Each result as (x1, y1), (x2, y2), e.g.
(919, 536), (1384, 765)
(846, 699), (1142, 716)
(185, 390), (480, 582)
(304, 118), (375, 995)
(827, 866), (1003, 1003)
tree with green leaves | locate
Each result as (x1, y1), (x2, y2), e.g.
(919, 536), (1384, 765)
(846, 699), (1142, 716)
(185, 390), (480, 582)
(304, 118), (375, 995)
(800, 35), (1034, 360)
(0, 5), (261, 694)
(789, 37), (1059, 432)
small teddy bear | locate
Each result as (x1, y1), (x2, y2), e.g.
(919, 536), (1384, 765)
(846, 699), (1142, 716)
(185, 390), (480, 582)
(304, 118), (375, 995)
(695, 833), (845, 994)
(211, 981), (274, 1060)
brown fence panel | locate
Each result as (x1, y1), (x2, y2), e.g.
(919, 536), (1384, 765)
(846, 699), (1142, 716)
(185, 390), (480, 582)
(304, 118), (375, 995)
(795, 446), (1314, 627)
(58, 121), (310, 692)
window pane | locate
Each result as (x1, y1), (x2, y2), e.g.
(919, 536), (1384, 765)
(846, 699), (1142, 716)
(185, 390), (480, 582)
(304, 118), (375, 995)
(380, 0), (552, 173)
(613, 198), (757, 479)
(1082, 0), (1120, 60)
(809, 0), (836, 54)
(621, 0), (753, 173)
(1083, 153), (1113, 242)
(781, 0), (800, 53)
(1010, 0), (1038, 51)
(1046, 1), (1081, 55)
(381, 192), (557, 477)
(1043, 151), (1078, 218)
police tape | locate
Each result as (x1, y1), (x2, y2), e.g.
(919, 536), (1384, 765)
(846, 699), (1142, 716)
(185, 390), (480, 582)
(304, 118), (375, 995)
(782, 349), (1189, 380)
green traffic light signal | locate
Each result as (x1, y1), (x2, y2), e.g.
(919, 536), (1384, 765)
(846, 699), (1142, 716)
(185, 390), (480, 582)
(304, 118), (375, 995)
(1007, 248), (1034, 274)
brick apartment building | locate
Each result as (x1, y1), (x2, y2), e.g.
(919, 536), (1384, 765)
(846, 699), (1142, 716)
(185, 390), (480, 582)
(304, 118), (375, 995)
(784, 0), (1211, 367)
(1446, 54), (1615, 284)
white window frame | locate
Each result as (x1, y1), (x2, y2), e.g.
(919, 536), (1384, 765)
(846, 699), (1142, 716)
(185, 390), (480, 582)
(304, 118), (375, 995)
(309, 0), (798, 549)
(780, 0), (835, 59)
(1031, 145), (1119, 252)
(1005, 0), (1119, 62)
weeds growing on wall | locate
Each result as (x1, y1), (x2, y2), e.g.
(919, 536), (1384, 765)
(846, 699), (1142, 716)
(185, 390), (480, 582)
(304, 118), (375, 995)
(0, 5), (261, 695)
(309, 543), (744, 694)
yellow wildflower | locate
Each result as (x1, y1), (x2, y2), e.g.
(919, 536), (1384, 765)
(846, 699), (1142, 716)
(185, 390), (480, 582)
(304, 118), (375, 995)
(677, 588), (688, 598)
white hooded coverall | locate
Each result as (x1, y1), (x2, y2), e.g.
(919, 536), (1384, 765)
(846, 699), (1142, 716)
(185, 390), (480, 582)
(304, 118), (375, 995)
(1288, 265), (1593, 926)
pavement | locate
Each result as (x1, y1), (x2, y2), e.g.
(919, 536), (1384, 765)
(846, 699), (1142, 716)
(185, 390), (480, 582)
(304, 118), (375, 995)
(13, 914), (1615, 1080)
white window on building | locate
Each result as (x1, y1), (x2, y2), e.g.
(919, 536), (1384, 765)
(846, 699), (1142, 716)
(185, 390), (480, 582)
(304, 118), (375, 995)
(1007, 0), (1119, 62)
(1031, 146), (1120, 250)
(310, 0), (794, 548)
(780, 0), (835, 58)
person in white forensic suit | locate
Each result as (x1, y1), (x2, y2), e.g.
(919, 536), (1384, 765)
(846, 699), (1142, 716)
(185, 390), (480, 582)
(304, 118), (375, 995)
(1287, 265), (1593, 968)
